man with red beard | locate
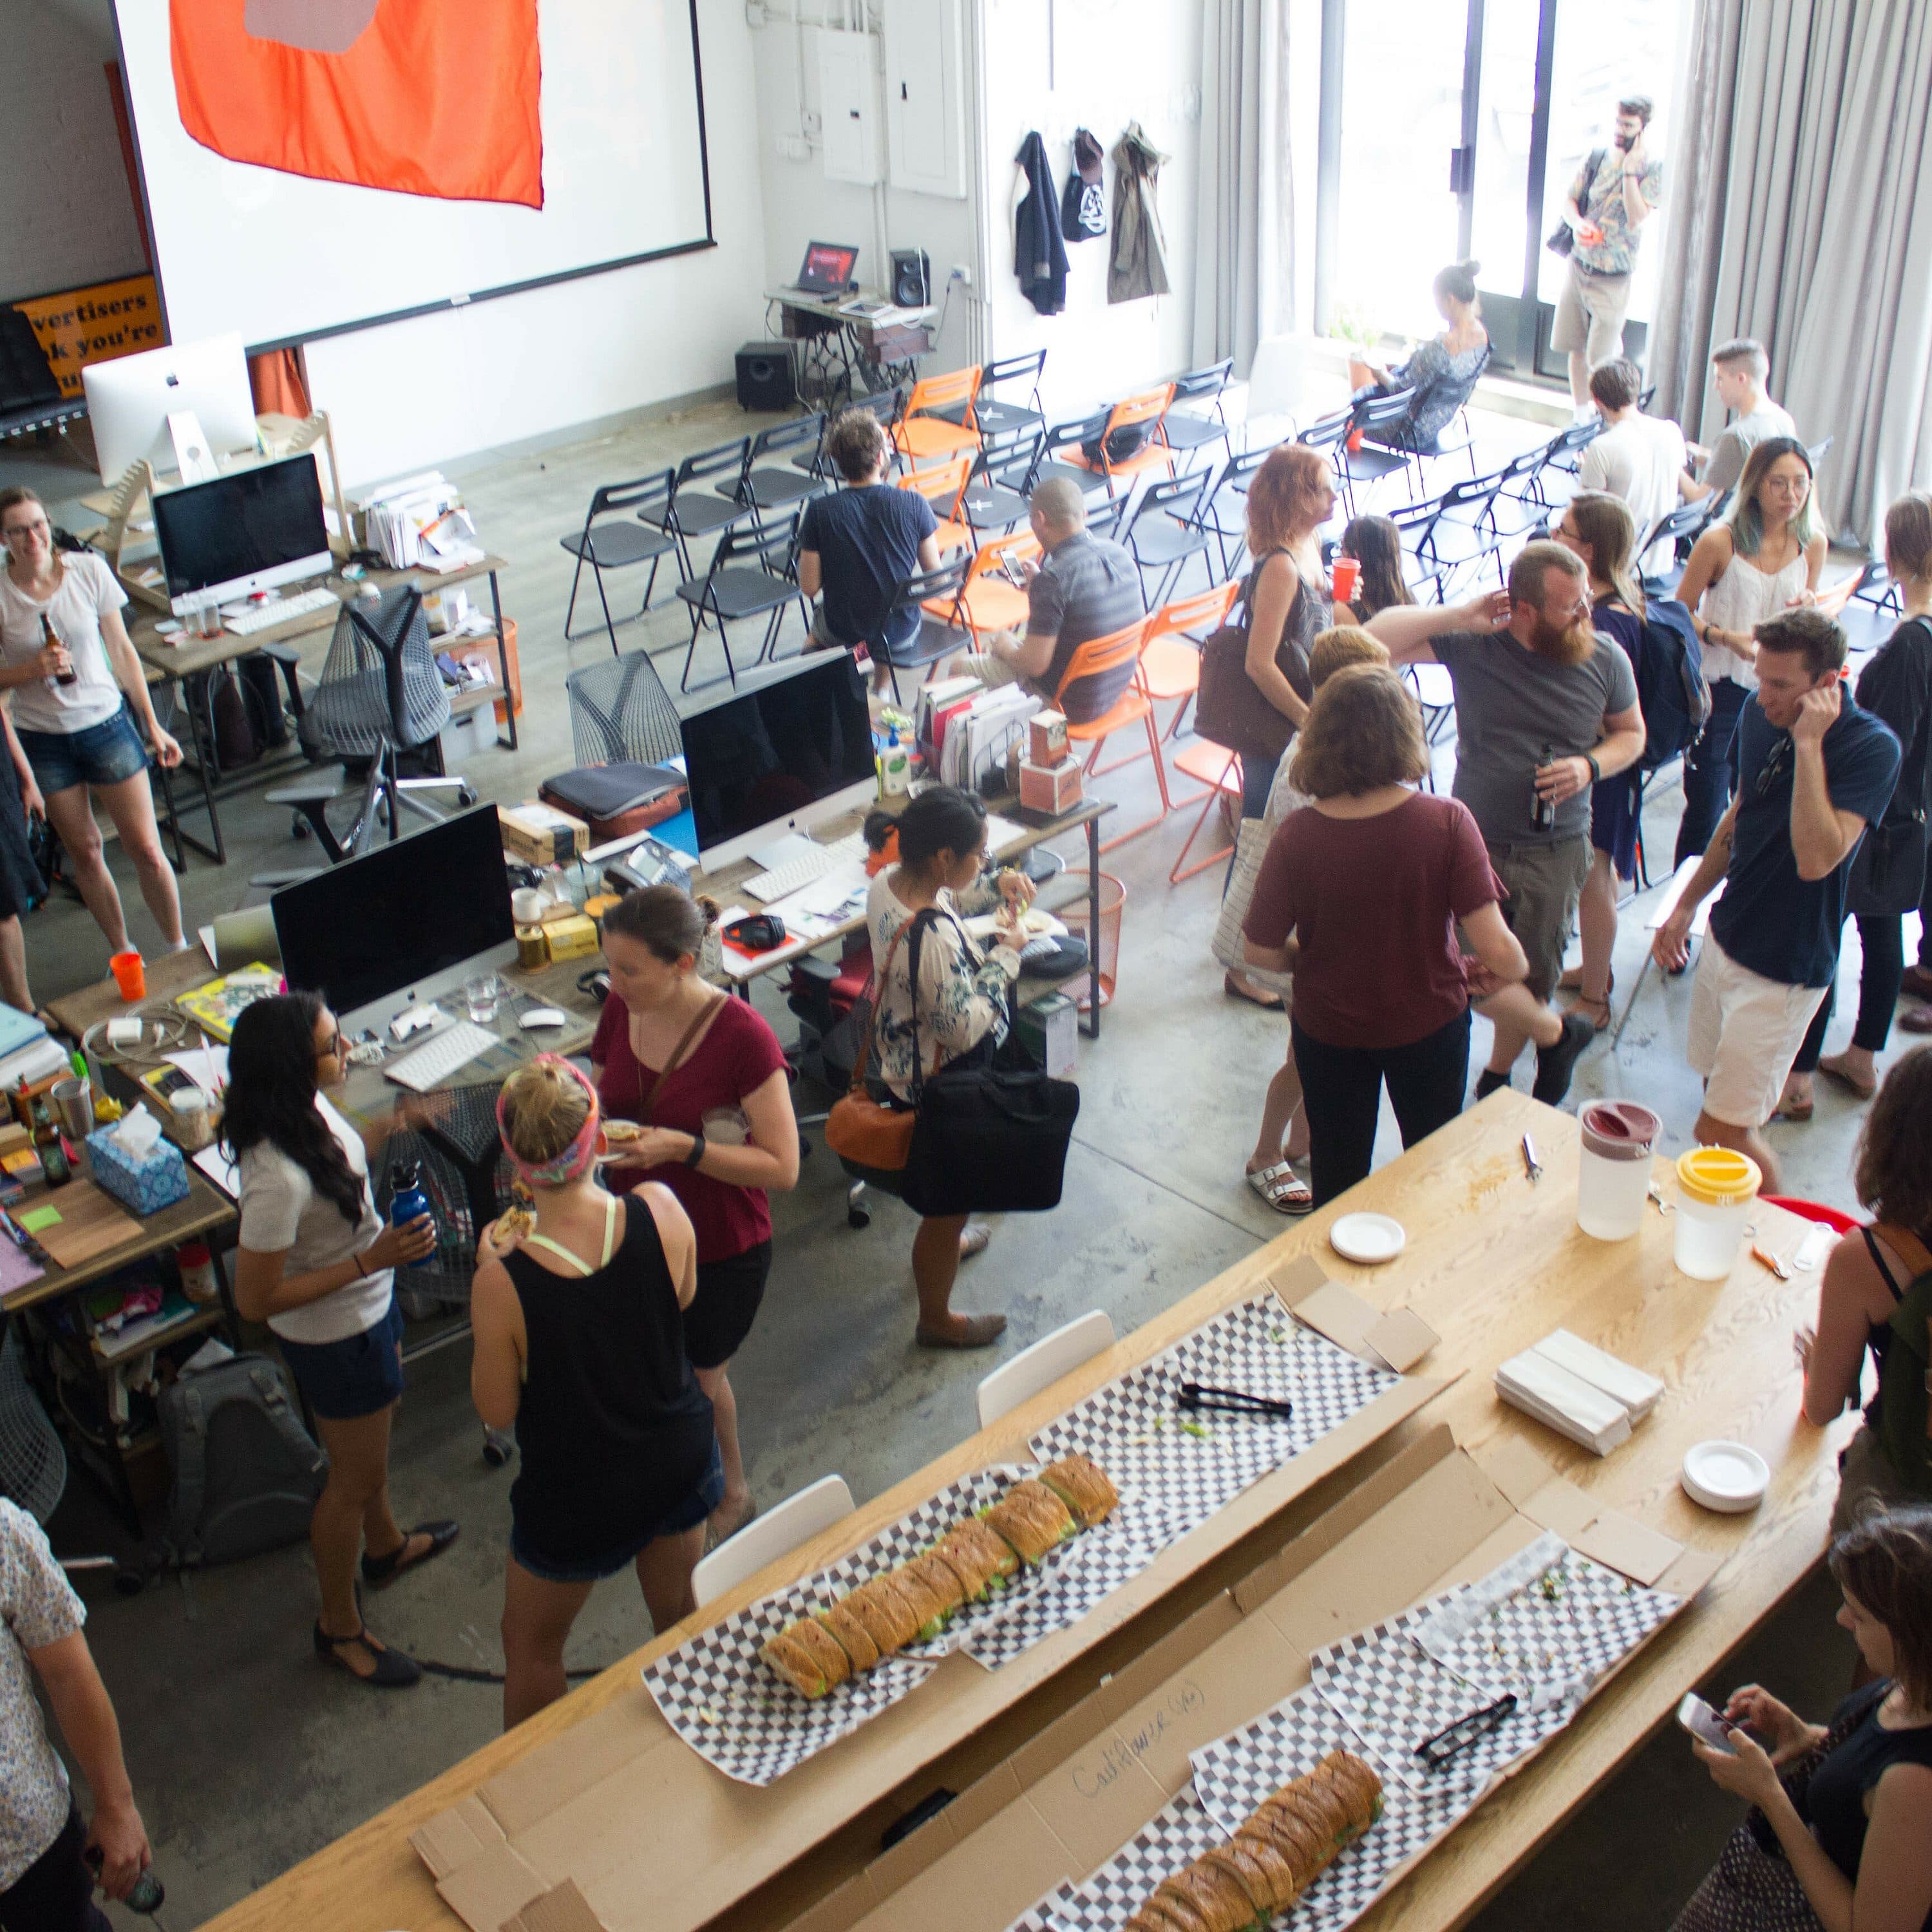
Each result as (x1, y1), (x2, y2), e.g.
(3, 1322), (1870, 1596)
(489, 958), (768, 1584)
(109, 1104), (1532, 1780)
(1371, 542), (1645, 1104)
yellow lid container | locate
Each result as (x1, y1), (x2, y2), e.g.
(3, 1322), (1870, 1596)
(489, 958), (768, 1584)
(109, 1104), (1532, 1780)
(1676, 1146), (1762, 1208)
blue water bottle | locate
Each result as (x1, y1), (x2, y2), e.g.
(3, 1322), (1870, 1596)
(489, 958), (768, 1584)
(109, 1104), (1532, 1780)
(388, 1158), (435, 1269)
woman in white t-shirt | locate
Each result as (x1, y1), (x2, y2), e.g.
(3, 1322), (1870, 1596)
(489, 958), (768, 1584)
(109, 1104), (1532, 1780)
(0, 487), (185, 960)
(227, 992), (451, 1689)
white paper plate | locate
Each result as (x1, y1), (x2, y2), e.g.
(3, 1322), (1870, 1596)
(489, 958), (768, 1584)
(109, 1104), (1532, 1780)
(1681, 1439), (1770, 1513)
(1329, 1212), (1406, 1265)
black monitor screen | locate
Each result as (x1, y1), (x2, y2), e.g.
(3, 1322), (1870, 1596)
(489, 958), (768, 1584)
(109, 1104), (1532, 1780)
(681, 654), (875, 855)
(151, 455), (328, 599)
(272, 805), (513, 1016)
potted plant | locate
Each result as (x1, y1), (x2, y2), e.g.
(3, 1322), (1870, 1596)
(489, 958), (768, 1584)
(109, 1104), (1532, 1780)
(1328, 303), (1381, 391)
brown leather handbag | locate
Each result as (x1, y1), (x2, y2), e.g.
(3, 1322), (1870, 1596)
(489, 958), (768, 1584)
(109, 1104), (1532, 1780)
(824, 920), (924, 1174)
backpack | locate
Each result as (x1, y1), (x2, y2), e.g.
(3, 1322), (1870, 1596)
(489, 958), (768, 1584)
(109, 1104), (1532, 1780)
(1868, 1225), (1932, 1501)
(160, 1353), (328, 1567)
(1633, 598), (1710, 772)
(1079, 420), (1153, 469)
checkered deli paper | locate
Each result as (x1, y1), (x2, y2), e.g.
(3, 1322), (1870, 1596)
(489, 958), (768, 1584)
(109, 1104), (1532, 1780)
(1028, 1294), (1398, 1547)
(1030, 1788), (1231, 1932)
(641, 1465), (1088, 1785)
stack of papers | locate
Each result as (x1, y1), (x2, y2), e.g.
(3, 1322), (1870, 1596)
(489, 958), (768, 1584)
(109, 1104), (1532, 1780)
(1495, 1328), (1665, 1456)
(0, 1035), (70, 1091)
(352, 471), (484, 571)
(937, 683), (1041, 792)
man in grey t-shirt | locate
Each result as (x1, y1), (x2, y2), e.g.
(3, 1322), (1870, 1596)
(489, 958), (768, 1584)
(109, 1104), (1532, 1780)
(1686, 339), (1797, 500)
(1372, 542), (1645, 1104)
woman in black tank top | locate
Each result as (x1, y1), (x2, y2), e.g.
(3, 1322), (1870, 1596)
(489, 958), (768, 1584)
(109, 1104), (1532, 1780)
(1672, 1510), (1932, 1932)
(471, 1058), (719, 1730)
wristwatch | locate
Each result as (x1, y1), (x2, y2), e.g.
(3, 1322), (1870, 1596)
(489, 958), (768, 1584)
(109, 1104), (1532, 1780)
(1585, 752), (1602, 784)
(684, 1132), (707, 1168)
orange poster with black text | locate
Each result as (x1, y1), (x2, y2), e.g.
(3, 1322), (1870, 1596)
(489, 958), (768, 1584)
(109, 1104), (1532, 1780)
(169, 0), (542, 209)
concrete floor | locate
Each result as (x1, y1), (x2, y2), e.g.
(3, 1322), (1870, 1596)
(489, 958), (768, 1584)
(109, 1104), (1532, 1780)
(1, 401), (1900, 1928)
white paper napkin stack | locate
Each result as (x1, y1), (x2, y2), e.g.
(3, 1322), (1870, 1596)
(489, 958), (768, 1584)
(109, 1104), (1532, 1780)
(1495, 1327), (1667, 1455)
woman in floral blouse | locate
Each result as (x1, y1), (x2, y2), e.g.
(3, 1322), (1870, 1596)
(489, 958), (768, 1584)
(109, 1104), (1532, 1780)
(863, 786), (1031, 1349)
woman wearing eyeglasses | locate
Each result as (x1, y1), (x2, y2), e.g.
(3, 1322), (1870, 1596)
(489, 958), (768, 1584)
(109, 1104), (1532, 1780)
(225, 993), (453, 1688)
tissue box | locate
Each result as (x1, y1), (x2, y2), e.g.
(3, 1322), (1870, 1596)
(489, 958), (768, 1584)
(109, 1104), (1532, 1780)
(1028, 711), (1070, 767)
(84, 1119), (190, 1215)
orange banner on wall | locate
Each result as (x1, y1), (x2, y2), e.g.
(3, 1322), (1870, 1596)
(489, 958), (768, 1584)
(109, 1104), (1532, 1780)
(14, 276), (164, 400)
(169, 0), (544, 209)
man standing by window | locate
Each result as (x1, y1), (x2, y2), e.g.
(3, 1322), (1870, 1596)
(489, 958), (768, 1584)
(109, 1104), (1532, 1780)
(1552, 97), (1665, 415)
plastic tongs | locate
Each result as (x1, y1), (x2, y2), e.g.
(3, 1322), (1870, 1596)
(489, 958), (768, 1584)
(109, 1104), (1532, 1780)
(1177, 1381), (1294, 1422)
(1416, 1692), (1519, 1771)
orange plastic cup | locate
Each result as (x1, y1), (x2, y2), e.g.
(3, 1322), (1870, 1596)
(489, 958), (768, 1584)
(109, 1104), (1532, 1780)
(1331, 555), (1362, 604)
(109, 951), (146, 1001)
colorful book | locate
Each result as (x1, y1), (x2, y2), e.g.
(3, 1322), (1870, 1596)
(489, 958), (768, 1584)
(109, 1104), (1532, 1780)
(175, 963), (282, 1043)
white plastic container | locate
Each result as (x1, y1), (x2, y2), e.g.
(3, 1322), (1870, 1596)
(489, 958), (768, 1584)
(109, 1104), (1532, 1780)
(1576, 1101), (1662, 1240)
(1673, 1147), (1762, 1280)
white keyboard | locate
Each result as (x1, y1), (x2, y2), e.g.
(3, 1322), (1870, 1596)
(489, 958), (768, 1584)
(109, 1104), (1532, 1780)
(383, 1019), (498, 1093)
(743, 832), (867, 904)
(223, 586), (339, 635)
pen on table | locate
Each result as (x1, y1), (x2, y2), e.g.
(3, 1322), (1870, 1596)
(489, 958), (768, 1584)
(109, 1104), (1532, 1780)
(1520, 1133), (1542, 1183)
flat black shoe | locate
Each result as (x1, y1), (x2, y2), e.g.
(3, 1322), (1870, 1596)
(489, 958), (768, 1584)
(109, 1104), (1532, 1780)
(361, 1519), (460, 1587)
(1473, 1069), (1511, 1101)
(313, 1621), (421, 1687)
(1533, 1011), (1595, 1106)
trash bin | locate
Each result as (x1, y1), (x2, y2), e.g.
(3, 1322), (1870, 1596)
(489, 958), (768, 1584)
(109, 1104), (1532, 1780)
(1059, 872), (1124, 1011)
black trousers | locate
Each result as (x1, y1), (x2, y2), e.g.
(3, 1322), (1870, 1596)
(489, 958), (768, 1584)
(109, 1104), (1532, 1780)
(1674, 679), (1751, 866)
(0, 1804), (109, 1932)
(1792, 915), (1907, 1070)
(1292, 1009), (1472, 1208)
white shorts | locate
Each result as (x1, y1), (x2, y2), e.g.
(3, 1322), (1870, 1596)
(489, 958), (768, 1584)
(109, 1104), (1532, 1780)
(1685, 934), (1830, 1128)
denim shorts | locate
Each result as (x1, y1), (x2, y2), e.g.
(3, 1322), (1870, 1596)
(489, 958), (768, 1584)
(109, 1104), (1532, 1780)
(16, 705), (149, 794)
(278, 1294), (404, 1421)
(510, 1440), (725, 1583)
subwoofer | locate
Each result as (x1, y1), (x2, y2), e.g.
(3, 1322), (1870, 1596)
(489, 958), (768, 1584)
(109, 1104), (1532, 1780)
(735, 341), (798, 412)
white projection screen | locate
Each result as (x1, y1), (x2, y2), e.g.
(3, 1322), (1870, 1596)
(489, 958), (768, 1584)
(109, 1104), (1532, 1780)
(112, 0), (714, 352)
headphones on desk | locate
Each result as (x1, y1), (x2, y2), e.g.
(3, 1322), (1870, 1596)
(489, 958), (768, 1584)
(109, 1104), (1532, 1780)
(576, 968), (611, 1003)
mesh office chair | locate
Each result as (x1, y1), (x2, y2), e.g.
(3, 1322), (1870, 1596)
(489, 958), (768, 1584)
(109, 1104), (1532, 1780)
(264, 587), (473, 863)
(565, 649), (684, 768)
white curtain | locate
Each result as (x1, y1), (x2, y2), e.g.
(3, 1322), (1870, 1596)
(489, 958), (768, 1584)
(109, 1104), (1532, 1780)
(1191, 0), (1296, 372)
(1650, 0), (1932, 544)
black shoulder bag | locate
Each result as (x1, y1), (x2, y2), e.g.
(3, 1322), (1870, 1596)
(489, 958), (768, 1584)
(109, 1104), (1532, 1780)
(1546, 148), (1603, 258)
(1847, 619), (1932, 918)
(897, 909), (1080, 1218)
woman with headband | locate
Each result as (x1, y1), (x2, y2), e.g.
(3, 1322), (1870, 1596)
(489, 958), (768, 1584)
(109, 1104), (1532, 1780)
(471, 1057), (717, 1728)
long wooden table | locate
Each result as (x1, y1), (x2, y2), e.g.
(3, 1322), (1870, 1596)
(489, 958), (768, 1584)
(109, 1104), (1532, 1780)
(200, 1088), (1849, 1932)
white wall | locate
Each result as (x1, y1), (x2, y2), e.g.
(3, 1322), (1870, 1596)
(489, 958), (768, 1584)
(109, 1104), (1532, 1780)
(0, 0), (146, 302)
(305, 0), (770, 486)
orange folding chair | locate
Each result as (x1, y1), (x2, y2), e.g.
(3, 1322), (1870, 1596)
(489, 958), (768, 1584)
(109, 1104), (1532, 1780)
(1063, 384), (1176, 493)
(1168, 743), (1243, 882)
(923, 527), (1038, 646)
(892, 366), (983, 466)
(895, 454), (975, 556)
(1090, 578), (1242, 795)
(1050, 618), (1170, 851)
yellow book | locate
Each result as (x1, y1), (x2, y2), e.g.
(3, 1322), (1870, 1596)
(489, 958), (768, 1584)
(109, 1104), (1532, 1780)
(175, 963), (282, 1043)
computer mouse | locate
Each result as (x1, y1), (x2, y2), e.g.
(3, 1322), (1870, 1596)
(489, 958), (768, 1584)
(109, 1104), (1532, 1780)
(518, 1006), (568, 1030)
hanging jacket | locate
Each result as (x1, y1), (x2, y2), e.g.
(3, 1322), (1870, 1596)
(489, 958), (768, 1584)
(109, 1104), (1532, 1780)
(1060, 128), (1106, 243)
(1108, 122), (1170, 304)
(1014, 131), (1068, 316)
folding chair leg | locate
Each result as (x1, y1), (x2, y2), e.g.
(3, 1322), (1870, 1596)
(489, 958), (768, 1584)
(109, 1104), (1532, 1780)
(1096, 710), (1173, 854)
(1168, 757), (1240, 883)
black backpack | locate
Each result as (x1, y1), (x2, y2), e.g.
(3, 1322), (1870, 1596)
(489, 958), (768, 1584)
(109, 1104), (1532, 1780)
(1633, 598), (1710, 772)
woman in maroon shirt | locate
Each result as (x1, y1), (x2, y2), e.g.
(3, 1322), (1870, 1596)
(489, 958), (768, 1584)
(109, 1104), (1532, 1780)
(591, 888), (799, 1540)
(1243, 667), (1531, 1205)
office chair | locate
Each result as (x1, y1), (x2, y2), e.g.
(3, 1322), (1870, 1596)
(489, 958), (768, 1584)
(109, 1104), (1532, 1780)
(263, 586), (474, 864)
(565, 649), (683, 768)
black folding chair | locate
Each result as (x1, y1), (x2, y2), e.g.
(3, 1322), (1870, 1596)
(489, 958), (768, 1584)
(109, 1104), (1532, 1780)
(1030, 413), (1115, 507)
(641, 437), (752, 574)
(1160, 359), (1236, 471)
(1338, 388), (1421, 502)
(740, 415), (828, 518)
(961, 420), (1045, 535)
(1297, 406), (1358, 510)
(1637, 499), (1721, 596)
(558, 473), (678, 651)
(673, 513), (808, 691)
(1852, 555), (1903, 618)
(1199, 448), (1274, 576)
(1119, 469), (1217, 606)
(1390, 473), (1510, 601)
(932, 349), (1045, 438)
(871, 557), (972, 704)
(789, 388), (903, 478)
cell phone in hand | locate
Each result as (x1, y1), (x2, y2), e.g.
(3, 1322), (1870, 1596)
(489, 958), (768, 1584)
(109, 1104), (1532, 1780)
(1677, 1693), (1735, 1752)
(998, 554), (1028, 589)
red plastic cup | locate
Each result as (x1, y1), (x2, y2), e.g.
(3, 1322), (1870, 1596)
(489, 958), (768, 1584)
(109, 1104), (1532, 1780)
(1331, 556), (1362, 605)
(109, 951), (146, 1001)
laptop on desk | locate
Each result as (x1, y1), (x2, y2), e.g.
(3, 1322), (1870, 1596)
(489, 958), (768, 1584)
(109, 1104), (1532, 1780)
(779, 241), (859, 300)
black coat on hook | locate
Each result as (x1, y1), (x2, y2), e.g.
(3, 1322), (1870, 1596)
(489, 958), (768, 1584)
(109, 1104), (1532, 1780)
(1014, 131), (1068, 316)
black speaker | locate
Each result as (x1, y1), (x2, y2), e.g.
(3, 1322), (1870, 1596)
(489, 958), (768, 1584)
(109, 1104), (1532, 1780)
(890, 248), (931, 309)
(735, 340), (797, 412)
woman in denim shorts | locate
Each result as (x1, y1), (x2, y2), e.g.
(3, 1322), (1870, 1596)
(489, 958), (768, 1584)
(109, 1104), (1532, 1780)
(0, 488), (185, 961)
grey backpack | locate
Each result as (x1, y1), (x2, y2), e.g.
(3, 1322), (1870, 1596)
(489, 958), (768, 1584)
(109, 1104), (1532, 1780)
(160, 1354), (327, 1567)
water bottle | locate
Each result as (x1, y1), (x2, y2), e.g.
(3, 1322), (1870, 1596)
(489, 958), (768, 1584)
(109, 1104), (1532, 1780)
(85, 1846), (164, 1916)
(387, 1158), (435, 1269)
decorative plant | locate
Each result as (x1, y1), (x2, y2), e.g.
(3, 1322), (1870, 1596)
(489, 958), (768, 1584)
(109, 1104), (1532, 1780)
(1327, 302), (1381, 354)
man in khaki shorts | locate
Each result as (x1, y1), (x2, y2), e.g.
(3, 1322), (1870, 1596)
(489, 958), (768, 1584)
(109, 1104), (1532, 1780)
(1552, 95), (1664, 411)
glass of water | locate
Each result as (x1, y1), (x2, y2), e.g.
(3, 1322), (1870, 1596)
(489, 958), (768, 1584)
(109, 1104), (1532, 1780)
(464, 974), (501, 1024)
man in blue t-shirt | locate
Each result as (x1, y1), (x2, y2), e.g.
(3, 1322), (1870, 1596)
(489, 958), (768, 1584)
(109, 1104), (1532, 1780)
(797, 410), (939, 686)
(1654, 609), (1900, 1187)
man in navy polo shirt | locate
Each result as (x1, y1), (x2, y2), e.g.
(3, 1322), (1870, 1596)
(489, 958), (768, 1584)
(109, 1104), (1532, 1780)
(1654, 609), (1900, 1188)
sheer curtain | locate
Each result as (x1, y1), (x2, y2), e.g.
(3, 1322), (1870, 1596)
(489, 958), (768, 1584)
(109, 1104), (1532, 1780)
(1649, 0), (1932, 543)
(1191, 0), (1296, 371)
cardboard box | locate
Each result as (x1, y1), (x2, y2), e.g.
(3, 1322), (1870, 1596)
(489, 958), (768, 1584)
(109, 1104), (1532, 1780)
(412, 1262), (1448, 1932)
(500, 800), (590, 866)
(1028, 711), (1070, 767)
(1015, 991), (1078, 1078)
(1019, 757), (1083, 816)
(541, 914), (600, 963)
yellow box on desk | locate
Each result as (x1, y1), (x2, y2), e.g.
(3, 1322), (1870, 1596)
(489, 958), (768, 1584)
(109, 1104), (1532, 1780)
(1019, 755), (1082, 815)
(500, 801), (589, 866)
(541, 914), (600, 963)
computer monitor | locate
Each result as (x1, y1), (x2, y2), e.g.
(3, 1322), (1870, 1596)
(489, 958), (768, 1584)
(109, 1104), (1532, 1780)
(272, 804), (516, 1033)
(681, 653), (877, 871)
(81, 331), (258, 484)
(150, 455), (332, 616)
(796, 240), (859, 294)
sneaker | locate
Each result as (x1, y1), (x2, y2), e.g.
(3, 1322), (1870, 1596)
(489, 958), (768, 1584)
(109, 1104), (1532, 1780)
(1532, 1012), (1596, 1106)
(1473, 1069), (1511, 1102)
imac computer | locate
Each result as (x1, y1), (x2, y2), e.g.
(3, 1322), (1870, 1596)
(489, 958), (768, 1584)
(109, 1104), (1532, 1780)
(150, 455), (332, 616)
(680, 653), (876, 871)
(272, 804), (516, 1035)
(82, 331), (258, 484)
